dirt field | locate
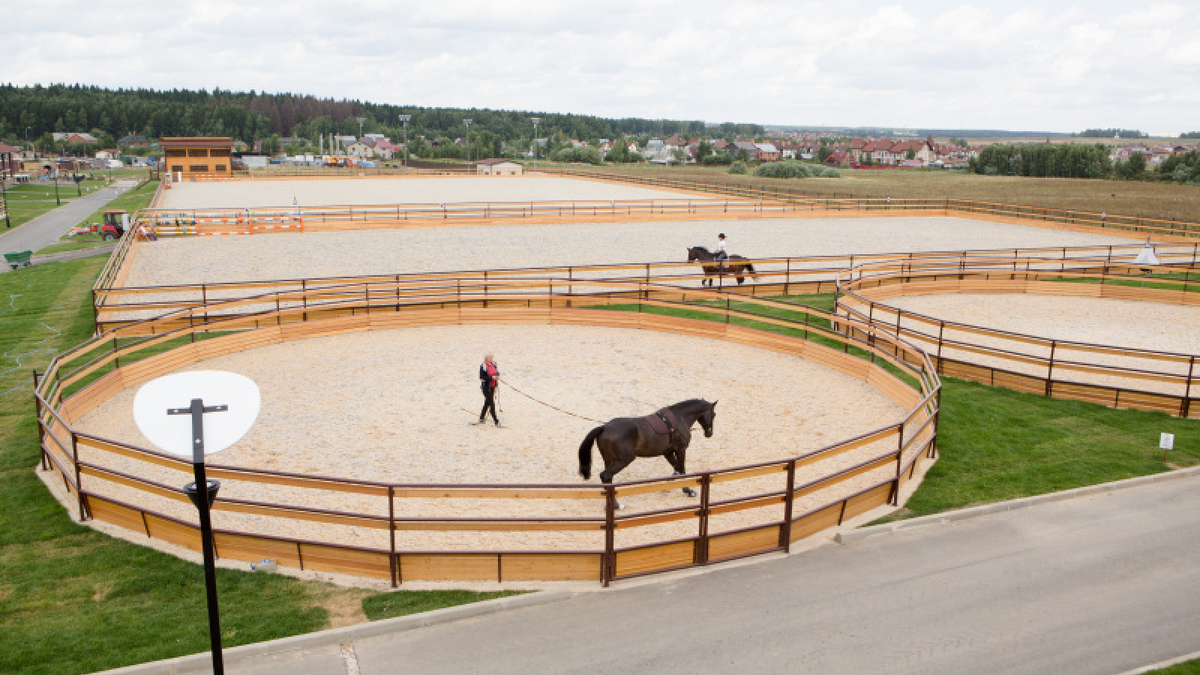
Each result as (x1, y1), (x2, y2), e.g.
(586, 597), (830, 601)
(154, 175), (715, 210)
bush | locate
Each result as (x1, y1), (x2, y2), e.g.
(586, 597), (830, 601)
(752, 161), (840, 179)
(729, 160), (747, 175)
(549, 146), (603, 165)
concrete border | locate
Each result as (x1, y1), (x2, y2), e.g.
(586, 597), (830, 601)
(836, 464), (1200, 544)
(90, 589), (572, 675)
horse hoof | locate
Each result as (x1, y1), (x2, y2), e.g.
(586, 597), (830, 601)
(683, 488), (696, 498)
(615, 501), (624, 510)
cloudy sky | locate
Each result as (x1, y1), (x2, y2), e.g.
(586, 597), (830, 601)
(6, 1), (1198, 135)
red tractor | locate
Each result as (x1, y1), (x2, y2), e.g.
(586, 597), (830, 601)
(101, 210), (128, 240)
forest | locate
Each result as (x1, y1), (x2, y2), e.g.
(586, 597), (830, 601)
(0, 83), (764, 155)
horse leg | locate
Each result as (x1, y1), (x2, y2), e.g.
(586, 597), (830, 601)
(600, 455), (636, 510)
(665, 450), (697, 498)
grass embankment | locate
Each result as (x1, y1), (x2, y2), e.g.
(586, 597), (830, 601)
(568, 164), (1200, 223)
(0, 246), (519, 675)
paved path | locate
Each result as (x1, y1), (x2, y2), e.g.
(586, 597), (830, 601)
(95, 469), (1200, 675)
(0, 182), (129, 272)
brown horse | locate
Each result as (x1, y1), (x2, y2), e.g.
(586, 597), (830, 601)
(687, 246), (755, 286)
(578, 399), (717, 508)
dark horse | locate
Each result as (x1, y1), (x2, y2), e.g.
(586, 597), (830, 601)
(687, 246), (756, 286)
(578, 399), (717, 508)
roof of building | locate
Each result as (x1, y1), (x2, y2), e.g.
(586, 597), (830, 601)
(160, 136), (235, 148)
(476, 158), (522, 165)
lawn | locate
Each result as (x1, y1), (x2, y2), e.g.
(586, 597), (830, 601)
(49, 179), (161, 249)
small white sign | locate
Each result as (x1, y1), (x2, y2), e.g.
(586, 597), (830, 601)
(1159, 433), (1175, 450)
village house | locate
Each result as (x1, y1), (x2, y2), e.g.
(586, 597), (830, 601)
(117, 133), (150, 148)
(52, 132), (99, 144)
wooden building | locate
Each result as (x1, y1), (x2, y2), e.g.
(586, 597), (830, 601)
(475, 158), (524, 176)
(161, 137), (234, 179)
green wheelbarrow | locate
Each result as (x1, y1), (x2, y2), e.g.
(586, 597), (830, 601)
(4, 250), (32, 270)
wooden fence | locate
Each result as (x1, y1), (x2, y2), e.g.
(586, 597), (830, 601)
(835, 256), (1200, 417)
(36, 279), (939, 586)
(93, 242), (1200, 334)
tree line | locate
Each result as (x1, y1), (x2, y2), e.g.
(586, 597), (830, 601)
(970, 142), (1200, 183)
(0, 83), (763, 156)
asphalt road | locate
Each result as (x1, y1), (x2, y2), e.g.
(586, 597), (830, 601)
(95, 470), (1200, 675)
(0, 183), (123, 272)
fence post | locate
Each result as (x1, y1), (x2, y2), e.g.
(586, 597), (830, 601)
(389, 486), (398, 587)
(697, 473), (712, 565)
(780, 459), (796, 551)
(603, 485), (616, 587)
(33, 370), (48, 471)
(1183, 356), (1196, 418)
(1045, 341), (1057, 397)
(71, 430), (86, 521)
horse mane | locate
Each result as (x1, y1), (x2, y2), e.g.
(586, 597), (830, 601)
(690, 246), (712, 255)
(672, 398), (711, 410)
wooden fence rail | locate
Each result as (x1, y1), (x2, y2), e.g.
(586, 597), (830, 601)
(836, 256), (1200, 417)
(37, 279), (939, 586)
(93, 242), (1200, 333)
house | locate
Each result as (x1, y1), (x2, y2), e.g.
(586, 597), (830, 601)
(825, 151), (852, 167)
(372, 139), (399, 159)
(160, 137), (234, 179)
(754, 143), (780, 162)
(94, 148), (120, 160)
(475, 158), (523, 176)
(117, 133), (150, 148)
(52, 132), (99, 144)
(728, 141), (758, 160)
(345, 140), (373, 157)
(0, 142), (19, 177)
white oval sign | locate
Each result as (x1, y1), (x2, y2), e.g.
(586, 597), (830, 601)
(133, 371), (261, 458)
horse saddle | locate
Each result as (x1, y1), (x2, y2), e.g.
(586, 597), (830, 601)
(643, 408), (681, 437)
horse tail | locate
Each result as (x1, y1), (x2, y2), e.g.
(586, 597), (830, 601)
(745, 261), (756, 274)
(578, 426), (604, 479)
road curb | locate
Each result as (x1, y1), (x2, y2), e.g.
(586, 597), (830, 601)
(90, 588), (573, 675)
(836, 465), (1200, 545)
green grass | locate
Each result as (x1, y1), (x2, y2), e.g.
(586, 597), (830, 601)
(52, 179), (159, 248)
(362, 590), (527, 621)
(1145, 661), (1200, 675)
(879, 377), (1200, 521)
(1, 180), (108, 229)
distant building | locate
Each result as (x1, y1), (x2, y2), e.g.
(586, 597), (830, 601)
(117, 133), (150, 148)
(52, 132), (99, 144)
(0, 142), (19, 177)
(160, 137), (234, 179)
(475, 158), (523, 176)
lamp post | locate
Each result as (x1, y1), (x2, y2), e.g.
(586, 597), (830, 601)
(463, 118), (473, 170)
(398, 114), (410, 170)
(530, 117), (540, 170)
(133, 371), (261, 675)
(1, 173), (10, 228)
(53, 164), (61, 206)
(356, 117), (366, 140)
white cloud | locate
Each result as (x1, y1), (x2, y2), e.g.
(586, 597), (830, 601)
(4, 0), (1199, 133)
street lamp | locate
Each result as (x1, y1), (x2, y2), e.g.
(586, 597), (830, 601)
(530, 117), (540, 170)
(356, 117), (366, 140)
(463, 118), (472, 170)
(53, 164), (61, 206)
(397, 114), (411, 170)
(133, 371), (261, 675)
